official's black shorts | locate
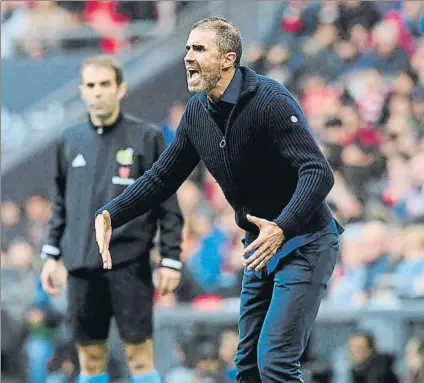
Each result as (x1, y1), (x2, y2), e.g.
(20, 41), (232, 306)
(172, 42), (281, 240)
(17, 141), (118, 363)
(67, 258), (154, 345)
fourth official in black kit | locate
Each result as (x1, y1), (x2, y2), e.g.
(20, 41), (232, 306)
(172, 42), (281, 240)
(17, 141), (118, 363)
(40, 55), (183, 383)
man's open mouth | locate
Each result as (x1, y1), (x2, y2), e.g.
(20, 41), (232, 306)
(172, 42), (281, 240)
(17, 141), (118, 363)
(187, 68), (200, 82)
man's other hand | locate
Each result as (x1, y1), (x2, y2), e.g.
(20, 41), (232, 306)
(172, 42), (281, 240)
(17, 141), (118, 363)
(154, 267), (181, 295)
(95, 210), (112, 269)
(40, 258), (68, 296)
(243, 214), (285, 271)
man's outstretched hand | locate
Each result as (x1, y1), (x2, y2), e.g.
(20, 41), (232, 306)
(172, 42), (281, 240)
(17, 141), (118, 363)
(95, 210), (112, 269)
(243, 214), (285, 271)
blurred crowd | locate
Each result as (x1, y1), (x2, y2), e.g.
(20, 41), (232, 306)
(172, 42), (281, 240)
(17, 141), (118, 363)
(1, 1), (424, 382)
(244, 0), (424, 309)
(1, 0), (189, 58)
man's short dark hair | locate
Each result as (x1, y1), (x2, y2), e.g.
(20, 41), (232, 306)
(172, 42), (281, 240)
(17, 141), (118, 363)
(191, 16), (243, 66)
(80, 55), (124, 86)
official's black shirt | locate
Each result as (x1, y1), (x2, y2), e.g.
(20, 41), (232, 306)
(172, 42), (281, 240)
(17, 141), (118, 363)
(45, 113), (183, 271)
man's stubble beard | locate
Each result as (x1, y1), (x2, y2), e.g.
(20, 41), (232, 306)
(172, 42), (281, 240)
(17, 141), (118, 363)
(188, 67), (221, 95)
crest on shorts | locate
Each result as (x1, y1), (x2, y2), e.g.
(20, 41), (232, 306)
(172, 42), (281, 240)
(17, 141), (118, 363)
(116, 148), (134, 165)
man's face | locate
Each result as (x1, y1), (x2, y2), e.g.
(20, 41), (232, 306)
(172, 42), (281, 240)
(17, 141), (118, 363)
(79, 65), (126, 120)
(184, 28), (223, 94)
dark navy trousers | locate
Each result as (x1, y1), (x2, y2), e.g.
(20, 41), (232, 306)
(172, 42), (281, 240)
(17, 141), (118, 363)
(235, 232), (340, 383)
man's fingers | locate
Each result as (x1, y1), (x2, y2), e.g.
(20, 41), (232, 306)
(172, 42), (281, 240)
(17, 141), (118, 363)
(156, 273), (180, 295)
(102, 250), (112, 270)
(255, 253), (275, 271)
(95, 211), (112, 255)
(103, 212), (112, 252)
(244, 241), (271, 266)
(41, 278), (53, 294)
(243, 237), (264, 255)
(96, 211), (112, 269)
(107, 251), (112, 269)
(169, 278), (180, 293)
(95, 215), (105, 253)
(250, 244), (280, 271)
(41, 276), (60, 296)
(246, 248), (271, 270)
(156, 275), (169, 295)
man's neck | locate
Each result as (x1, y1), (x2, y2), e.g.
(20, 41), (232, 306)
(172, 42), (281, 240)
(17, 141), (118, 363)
(90, 107), (120, 127)
(208, 67), (237, 102)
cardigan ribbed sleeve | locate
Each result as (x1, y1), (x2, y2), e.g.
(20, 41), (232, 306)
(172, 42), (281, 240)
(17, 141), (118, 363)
(97, 117), (200, 228)
(269, 93), (335, 238)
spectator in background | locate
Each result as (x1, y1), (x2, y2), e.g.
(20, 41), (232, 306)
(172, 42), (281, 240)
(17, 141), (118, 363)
(358, 221), (391, 297)
(82, 0), (131, 54)
(335, 1), (380, 41)
(164, 340), (193, 383)
(18, 1), (81, 59)
(327, 224), (365, 307)
(1, 0), (186, 58)
(24, 192), (52, 252)
(398, 1), (424, 40)
(184, 203), (243, 298)
(327, 170), (364, 224)
(2, 307), (28, 383)
(379, 69), (418, 126)
(160, 101), (186, 146)
(1, 200), (25, 249)
(1, 1), (31, 58)
(1, 239), (37, 383)
(189, 336), (227, 383)
(354, 18), (410, 76)
(218, 328), (238, 382)
(45, 342), (79, 383)
(410, 85), (424, 140)
(411, 39), (424, 85)
(393, 225), (424, 298)
(314, 36), (361, 83)
(394, 151), (424, 224)
(348, 330), (398, 383)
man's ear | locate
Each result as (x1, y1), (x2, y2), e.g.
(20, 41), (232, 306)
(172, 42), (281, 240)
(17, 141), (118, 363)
(117, 82), (128, 100)
(222, 52), (237, 70)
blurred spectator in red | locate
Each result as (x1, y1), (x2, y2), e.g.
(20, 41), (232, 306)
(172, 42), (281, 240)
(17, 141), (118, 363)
(83, 1), (130, 54)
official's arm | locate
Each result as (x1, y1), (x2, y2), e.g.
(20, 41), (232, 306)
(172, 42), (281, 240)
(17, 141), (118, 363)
(269, 93), (335, 238)
(41, 134), (67, 260)
(97, 114), (200, 229)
